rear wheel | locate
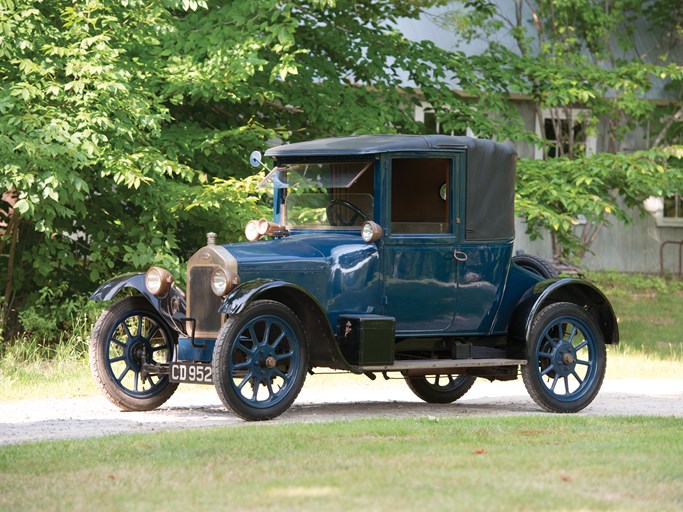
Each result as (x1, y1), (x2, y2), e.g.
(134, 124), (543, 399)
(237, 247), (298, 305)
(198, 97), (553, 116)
(213, 300), (308, 421)
(522, 302), (606, 413)
(405, 374), (476, 404)
(89, 296), (178, 411)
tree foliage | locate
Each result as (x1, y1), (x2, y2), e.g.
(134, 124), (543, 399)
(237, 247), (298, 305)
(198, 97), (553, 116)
(0, 0), (464, 337)
(517, 148), (683, 257)
(1, 0), (683, 339)
(439, 0), (683, 259)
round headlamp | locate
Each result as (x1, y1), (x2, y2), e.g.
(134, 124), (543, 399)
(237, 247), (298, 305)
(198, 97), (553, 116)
(211, 267), (239, 297)
(245, 220), (261, 242)
(361, 221), (383, 243)
(145, 266), (173, 296)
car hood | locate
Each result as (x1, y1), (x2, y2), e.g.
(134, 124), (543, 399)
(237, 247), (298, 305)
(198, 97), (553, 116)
(224, 232), (374, 270)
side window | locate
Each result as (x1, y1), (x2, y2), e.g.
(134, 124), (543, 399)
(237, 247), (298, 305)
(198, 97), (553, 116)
(391, 158), (451, 234)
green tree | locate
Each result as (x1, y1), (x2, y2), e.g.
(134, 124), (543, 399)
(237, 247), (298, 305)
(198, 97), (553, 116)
(0, 0), (471, 338)
(0, 0), (286, 335)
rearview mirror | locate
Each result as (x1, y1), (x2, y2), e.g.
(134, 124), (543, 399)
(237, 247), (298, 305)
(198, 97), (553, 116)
(249, 150), (263, 168)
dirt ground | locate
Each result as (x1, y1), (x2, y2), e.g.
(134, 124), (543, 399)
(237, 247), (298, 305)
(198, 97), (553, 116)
(1, 373), (682, 446)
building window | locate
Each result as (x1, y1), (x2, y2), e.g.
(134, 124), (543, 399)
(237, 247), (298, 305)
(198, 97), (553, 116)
(544, 118), (587, 158)
(644, 195), (683, 227)
(535, 108), (597, 159)
(664, 194), (683, 220)
(414, 104), (472, 137)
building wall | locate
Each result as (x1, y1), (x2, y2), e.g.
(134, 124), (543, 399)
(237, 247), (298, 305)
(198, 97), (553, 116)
(583, 210), (683, 274)
(514, 211), (683, 275)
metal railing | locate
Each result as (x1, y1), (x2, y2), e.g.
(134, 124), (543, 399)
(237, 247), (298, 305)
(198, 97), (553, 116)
(660, 240), (683, 276)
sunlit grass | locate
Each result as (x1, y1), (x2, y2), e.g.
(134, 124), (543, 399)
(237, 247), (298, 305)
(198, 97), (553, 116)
(1, 416), (681, 511)
(587, 271), (683, 360)
(0, 356), (97, 400)
(607, 349), (683, 380)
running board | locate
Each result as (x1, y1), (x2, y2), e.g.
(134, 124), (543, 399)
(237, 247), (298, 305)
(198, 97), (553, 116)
(357, 358), (526, 373)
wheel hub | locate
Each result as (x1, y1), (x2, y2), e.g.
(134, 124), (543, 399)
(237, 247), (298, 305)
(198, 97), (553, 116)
(125, 337), (149, 371)
(250, 347), (277, 378)
(552, 342), (576, 377)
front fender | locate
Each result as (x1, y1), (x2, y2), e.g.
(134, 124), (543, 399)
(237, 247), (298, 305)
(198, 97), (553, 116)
(90, 273), (187, 335)
(218, 279), (284, 315)
(220, 279), (357, 372)
(509, 278), (619, 351)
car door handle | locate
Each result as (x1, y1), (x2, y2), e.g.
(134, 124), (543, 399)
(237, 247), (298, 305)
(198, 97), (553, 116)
(453, 250), (468, 262)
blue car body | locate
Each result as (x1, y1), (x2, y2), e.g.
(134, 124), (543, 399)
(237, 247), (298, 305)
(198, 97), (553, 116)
(91, 135), (618, 419)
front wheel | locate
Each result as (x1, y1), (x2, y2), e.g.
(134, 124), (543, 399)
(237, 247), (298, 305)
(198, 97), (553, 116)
(89, 296), (178, 411)
(405, 374), (476, 404)
(212, 300), (308, 421)
(522, 302), (606, 413)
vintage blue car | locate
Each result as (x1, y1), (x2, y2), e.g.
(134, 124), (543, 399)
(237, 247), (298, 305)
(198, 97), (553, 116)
(90, 135), (618, 420)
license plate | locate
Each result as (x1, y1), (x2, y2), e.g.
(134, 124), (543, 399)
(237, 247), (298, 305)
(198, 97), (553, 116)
(169, 362), (213, 384)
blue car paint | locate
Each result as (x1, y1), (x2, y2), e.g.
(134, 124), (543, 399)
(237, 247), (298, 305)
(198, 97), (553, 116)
(214, 230), (542, 339)
(224, 232), (382, 330)
(491, 262), (545, 334)
(177, 338), (216, 361)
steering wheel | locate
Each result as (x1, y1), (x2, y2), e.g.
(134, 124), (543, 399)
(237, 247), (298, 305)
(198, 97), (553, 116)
(326, 199), (368, 227)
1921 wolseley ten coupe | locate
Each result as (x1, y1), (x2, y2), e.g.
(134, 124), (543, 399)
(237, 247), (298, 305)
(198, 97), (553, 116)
(89, 135), (618, 421)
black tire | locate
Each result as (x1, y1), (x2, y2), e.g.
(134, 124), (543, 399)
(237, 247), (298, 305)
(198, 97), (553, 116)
(513, 254), (558, 279)
(89, 296), (178, 411)
(522, 302), (606, 413)
(212, 300), (308, 421)
(405, 374), (476, 404)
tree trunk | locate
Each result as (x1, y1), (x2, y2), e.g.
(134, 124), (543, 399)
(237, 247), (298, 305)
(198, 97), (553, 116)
(2, 211), (19, 327)
(652, 106), (683, 147)
(551, 231), (562, 261)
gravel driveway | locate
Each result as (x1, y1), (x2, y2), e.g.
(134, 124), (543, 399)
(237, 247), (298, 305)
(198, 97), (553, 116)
(1, 374), (682, 446)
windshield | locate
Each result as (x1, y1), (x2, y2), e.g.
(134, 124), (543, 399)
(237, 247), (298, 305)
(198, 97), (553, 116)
(286, 192), (374, 228)
(258, 161), (372, 189)
(260, 160), (375, 229)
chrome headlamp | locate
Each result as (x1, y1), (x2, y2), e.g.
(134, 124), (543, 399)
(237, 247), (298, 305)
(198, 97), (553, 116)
(210, 267), (239, 297)
(245, 220), (260, 242)
(145, 266), (173, 296)
(361, 221), (383, 243)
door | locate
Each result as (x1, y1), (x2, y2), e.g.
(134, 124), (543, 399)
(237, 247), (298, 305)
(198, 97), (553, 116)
(452, 242), (513, 333)
(382, 155), (461, 333)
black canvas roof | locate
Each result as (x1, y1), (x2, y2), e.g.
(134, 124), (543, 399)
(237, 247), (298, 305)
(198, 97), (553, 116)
(265, 135), (517, 241)
(264, 134), (470, 156)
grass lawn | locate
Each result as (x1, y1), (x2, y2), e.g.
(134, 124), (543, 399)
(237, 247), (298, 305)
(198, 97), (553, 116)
(1, 415), (681, 511)
(589, 272), (683, 360)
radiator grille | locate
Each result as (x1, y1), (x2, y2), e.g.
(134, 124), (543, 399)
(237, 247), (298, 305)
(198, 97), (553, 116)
(189, 266), (223, 335)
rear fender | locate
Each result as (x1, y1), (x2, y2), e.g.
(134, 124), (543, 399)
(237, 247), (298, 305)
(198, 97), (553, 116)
(220, 280), (357, 372)
(508, 278), (619, 355)
(90, 273), (187, 335)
